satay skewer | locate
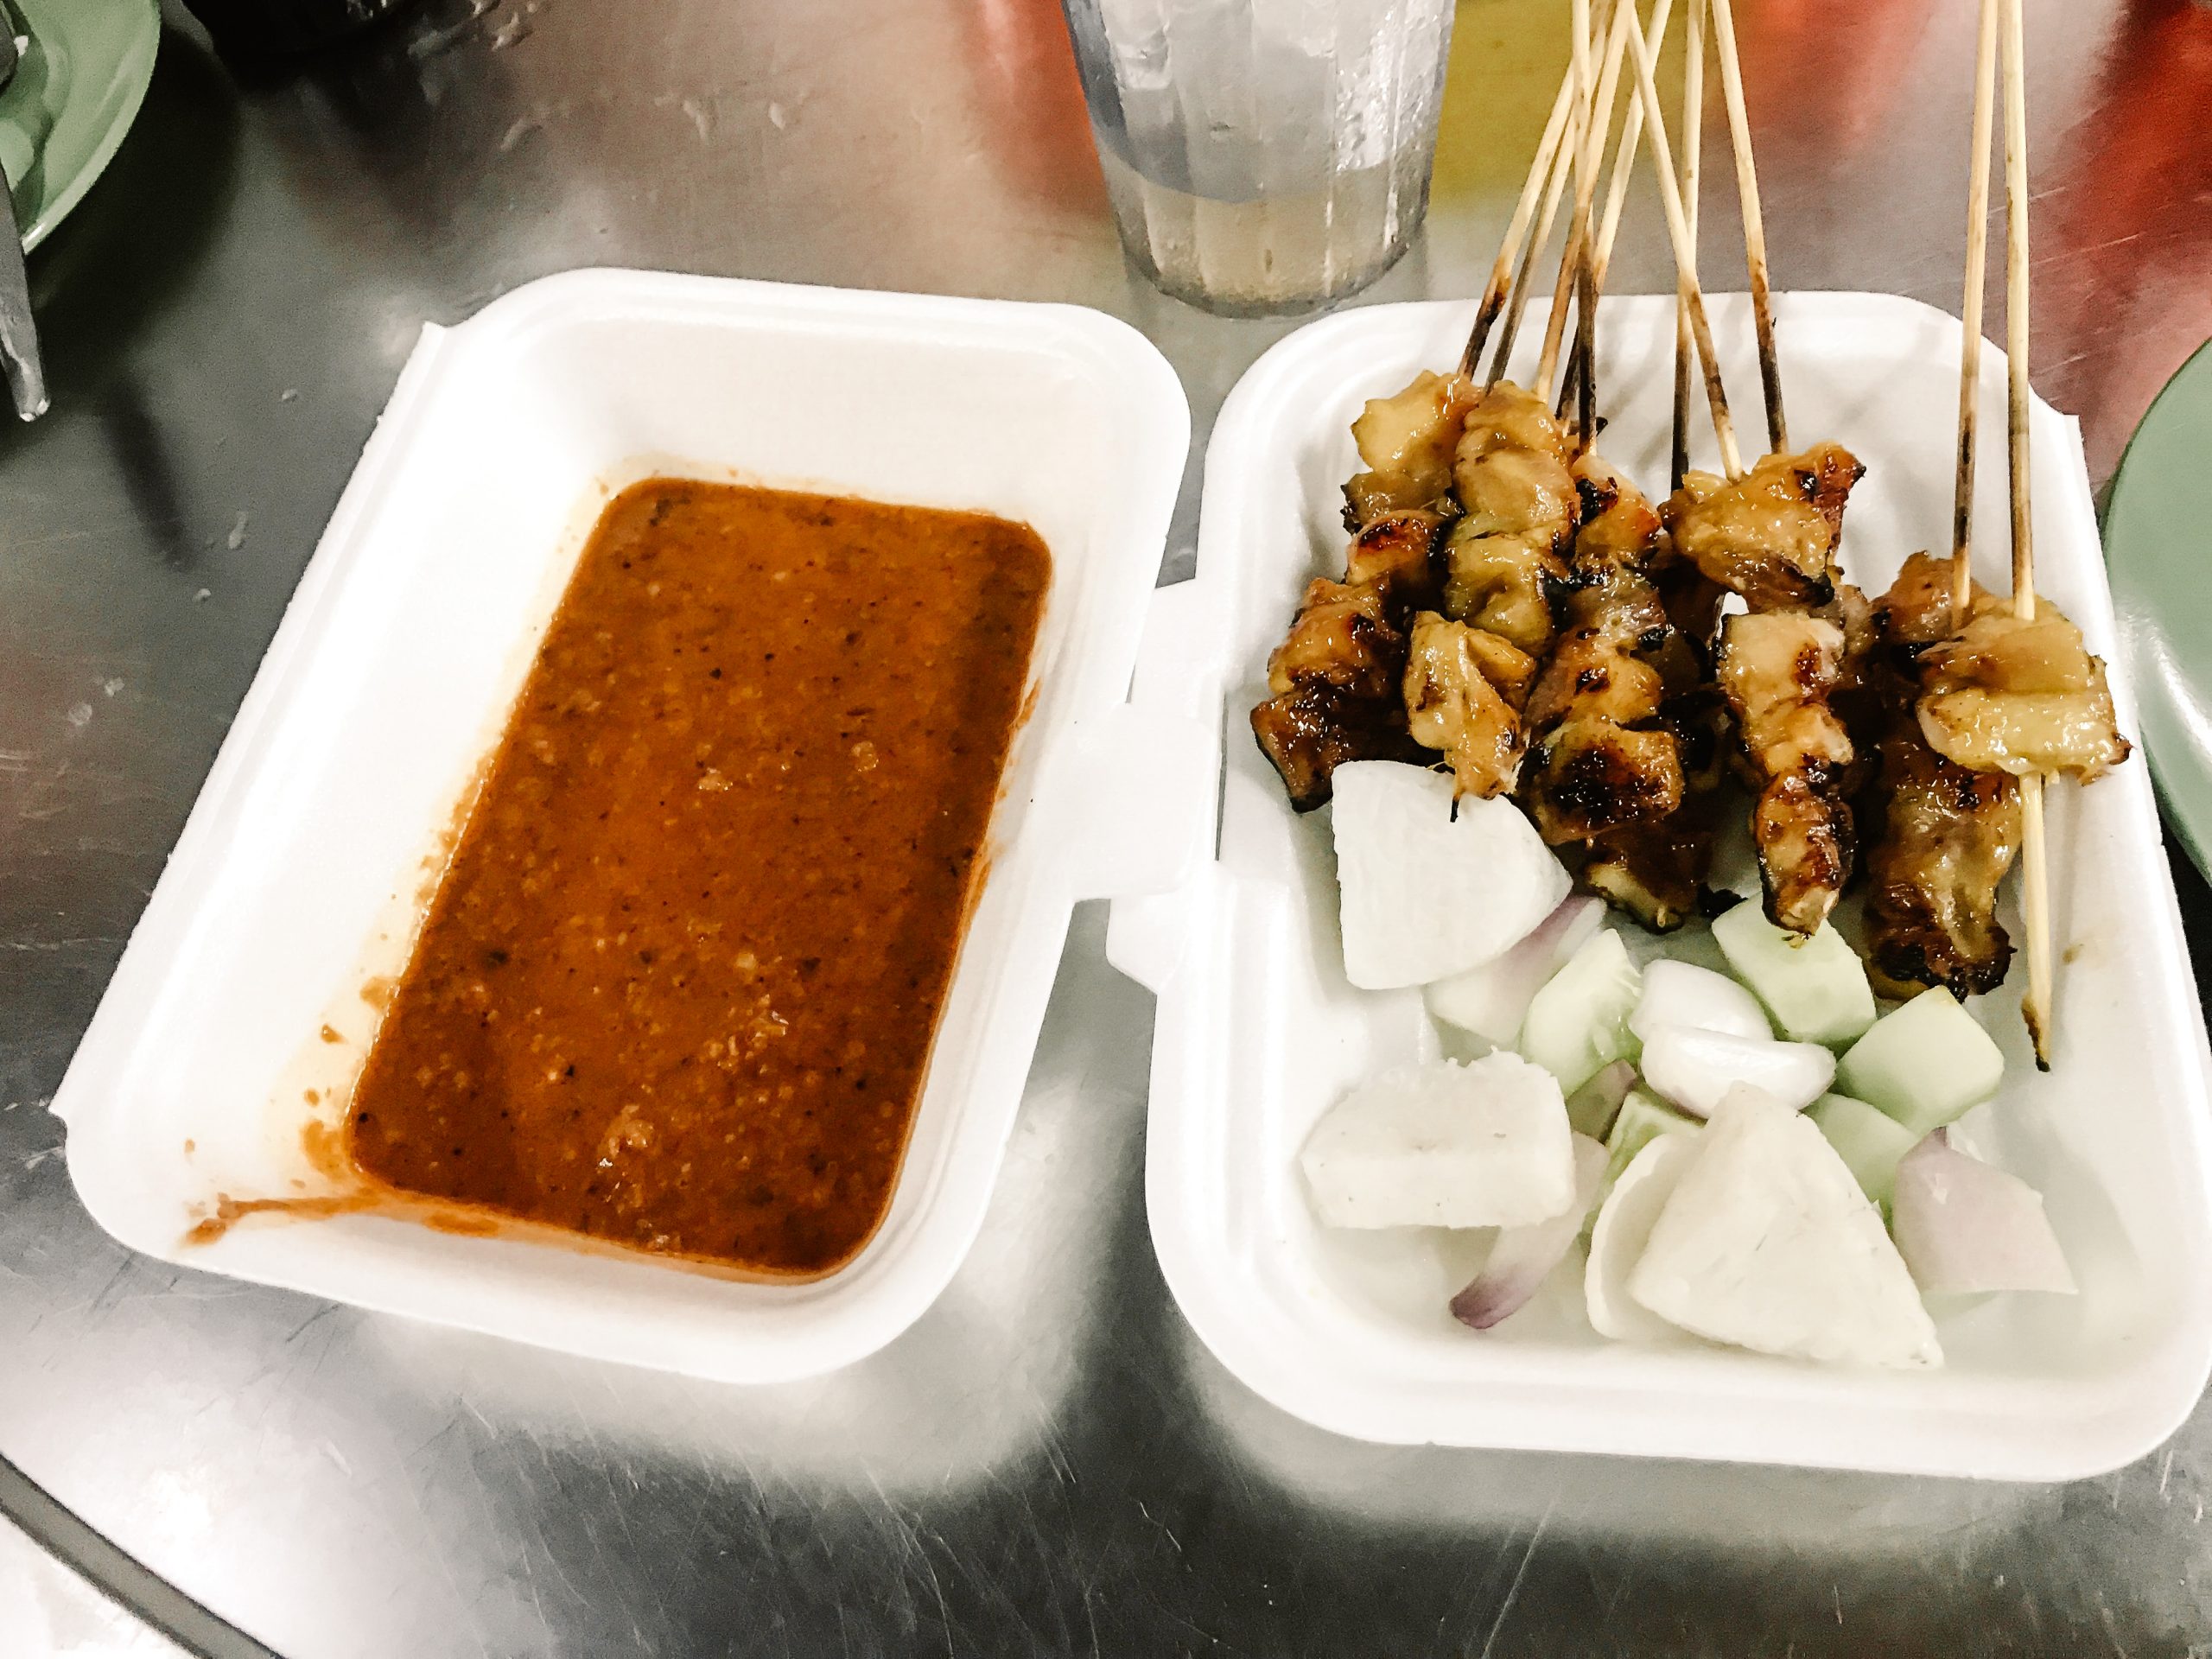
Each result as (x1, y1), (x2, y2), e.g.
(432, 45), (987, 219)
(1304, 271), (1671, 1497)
(1458, 60), (1587, 377)
(1709, 0), (1786, 454)
(1621, 3), (1745, 480)
(1670, 0), (1707, 490)
(1999, 0), (2054, 1066)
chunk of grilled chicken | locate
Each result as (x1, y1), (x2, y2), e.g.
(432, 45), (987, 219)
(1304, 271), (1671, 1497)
(1568, 451), (1664, 575)
(1263, 578), (1402, 700)
(1870, 549), (2004, 650)
(1853, 552), (2020, 997)
(1251, 514), (1446, 810)
(1344, 370), (1479, 525)
(1402, 612), (1539, 798)
(1917, 606), (2133, 781)
(1717, 611), (1857, 935)
(1817, 580), (1881, 798)
(1584, 798), (1719, 932)
(1581, 690), (1732, 931)
(1662, 442), (1865, 611)
(1453, 385), (1577, 537)
(1863, 714), (2021, 1000)
(1251, 681), (1427, 811)
(1441, 522), (1568, 655)
(1435, 382), (1579, 655)
(1344, 508), (1448, 607)
(1522, 575), (1682, 841)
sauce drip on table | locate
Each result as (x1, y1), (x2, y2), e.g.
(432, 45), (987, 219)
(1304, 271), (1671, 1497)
(344, 479), (1050, 1276)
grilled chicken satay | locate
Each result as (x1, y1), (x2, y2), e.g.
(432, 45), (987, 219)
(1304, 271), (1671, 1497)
(1402, 613), (1538, 798)
(1668, 442), (1868, 936)
(1716, 609), (1856, 935)
(1520, 454), (1684, 844)
(1251, 511), (1444, 810)
(1916, 604), (2132, 782)
(1441, 384), (1579, 655)
(1858, 552), (2022, 999)
(1344, 371), (1479, 526)
(1394, 383), (1587, 799)
(1265, 365), (1589, 806)
(1865, 721), (2022, 999)
(1663, 442), (1864, 611)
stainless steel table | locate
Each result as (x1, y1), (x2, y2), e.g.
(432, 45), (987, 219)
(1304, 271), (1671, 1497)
(7, 0), (2212, 1653)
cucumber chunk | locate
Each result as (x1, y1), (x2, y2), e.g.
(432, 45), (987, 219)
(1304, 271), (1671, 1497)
(1517, 928), (1641, 1095)
(1710, 903), (1877, 1046)
(1835, 988), (2005, 1136)
(1806, 1091), (1921, 1205)
(1602, 1087), (1702, 1188)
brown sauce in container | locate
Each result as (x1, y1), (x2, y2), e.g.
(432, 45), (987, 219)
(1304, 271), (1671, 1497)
(342, 479), (1050, 1277)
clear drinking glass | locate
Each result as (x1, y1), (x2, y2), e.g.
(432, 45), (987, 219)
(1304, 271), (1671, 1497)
(1060, 0), (1456, 318)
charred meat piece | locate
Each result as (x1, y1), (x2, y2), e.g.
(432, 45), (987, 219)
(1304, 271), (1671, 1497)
(1264, 578), (1406, 700)
(1436, 382), (1580, 655)
(1584, 791), (1722, 933)
(1569, 451), (1665, 575)
(1717, 610), (1857, 935)
(1441, 522), (1569, 655)
(1870, 549), (2002, 650)
(1522, 569), (1682, 842)
(1863, 714), (2021, 1000)
(1344, 370), (1479, 525)
(1581, 690), (1732, 932)
(1917, 605), (2133, 782)
(1520, 458), (1684, 847)
(1402, 612), (1538, 798)
(1251, 519), (1441, 811)
(1662, 442), (1865, 611)
(1252, 680), (1426, 811)
(1856, 552), (2020, 998)
(1343, 509), (1446, 609)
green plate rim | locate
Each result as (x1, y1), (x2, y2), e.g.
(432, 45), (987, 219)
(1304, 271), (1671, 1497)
(2104, 334), (2212, 878)
(4, 0), (161, 253)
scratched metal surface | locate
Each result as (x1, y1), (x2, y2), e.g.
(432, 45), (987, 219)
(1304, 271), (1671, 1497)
(3, 0), (2212, 1654)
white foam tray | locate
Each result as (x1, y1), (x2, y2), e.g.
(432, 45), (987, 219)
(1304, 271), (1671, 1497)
(54, 269), (1202, 1385)
(1111, 291), (2212, 1480)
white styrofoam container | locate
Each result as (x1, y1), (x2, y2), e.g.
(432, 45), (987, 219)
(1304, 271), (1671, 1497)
(54, 269), (1205, 1385)
(1110, 291), (2212, 1480)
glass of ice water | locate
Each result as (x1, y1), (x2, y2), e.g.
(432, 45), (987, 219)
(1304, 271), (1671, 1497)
(1060, 0), (1456, 318)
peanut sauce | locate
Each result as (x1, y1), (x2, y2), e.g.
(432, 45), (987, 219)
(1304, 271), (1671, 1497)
(343, 479), (1049, 1277)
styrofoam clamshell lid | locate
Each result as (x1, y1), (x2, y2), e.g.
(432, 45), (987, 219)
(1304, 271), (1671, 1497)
(54, 270), (1207, 1385)
(1115, 291), (2212, 1480)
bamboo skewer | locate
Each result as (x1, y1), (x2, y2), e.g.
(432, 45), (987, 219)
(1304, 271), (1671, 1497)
(1622, 8), (1744, 480)
(1487, 89), (1586, 385)
(1950, 0), (2001, 629)
(1539, 0), (1598, 396)
(1535, 0), (1635, 398)
(1671, 0), (1707, 489)
(1458, 64), (1586, 378)
(1556, 0), (1679, 422)
(1592, 0), (1678, 289)
(1709, 0), (1786, 454)
(1999, 0), (2053, 1067)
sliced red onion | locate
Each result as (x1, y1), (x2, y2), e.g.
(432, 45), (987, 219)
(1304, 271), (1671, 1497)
(1451, 1133), (1607, 1331)
(1890, 1130), (2076, 1294)
(1565, 1058), (1637, 1140)
(1628, 959), (1772, 1045)
(1424, 894), (1605, 1045)
(1638, 1022), (1834, 1117)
